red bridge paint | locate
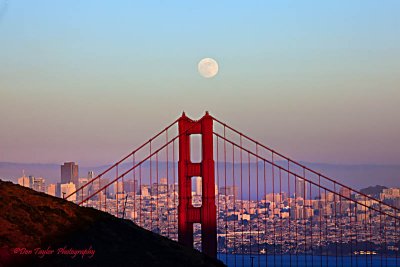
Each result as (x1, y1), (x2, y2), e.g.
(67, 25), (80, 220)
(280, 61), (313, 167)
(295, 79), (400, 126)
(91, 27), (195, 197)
(64, 112), (400, 266)
(178, 112), (217, 258)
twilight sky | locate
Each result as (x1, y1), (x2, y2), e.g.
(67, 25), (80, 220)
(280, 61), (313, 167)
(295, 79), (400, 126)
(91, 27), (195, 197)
(0, 1), (399, 166)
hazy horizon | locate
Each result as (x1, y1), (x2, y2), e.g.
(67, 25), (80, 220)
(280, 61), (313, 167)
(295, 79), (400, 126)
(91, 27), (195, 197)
(2, 159), (400, 168)
(1, 160), (399, 190)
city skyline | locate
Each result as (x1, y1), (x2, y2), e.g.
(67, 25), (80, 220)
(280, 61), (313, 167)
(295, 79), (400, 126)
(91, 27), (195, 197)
(14, 160), (400, 254)
(15, 166), (400, 260)
(1, 1), (399, 166)
(1, 2), (399, 266)
(3, 159), (399, 190)
(7, 117), (399, 265)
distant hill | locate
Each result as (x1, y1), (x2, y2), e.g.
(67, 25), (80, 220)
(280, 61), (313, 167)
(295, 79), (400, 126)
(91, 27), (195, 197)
(301, 162), (400, 189)
(360, 185), (388, 198)
(0, 180), (225, 267)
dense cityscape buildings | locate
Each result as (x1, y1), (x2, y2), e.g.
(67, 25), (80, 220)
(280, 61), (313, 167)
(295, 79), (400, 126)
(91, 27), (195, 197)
(18, 174), (45, 193)
(16, 162), (90, 201)
(79, 177), (399, 255)
(14, 162), (400, 256)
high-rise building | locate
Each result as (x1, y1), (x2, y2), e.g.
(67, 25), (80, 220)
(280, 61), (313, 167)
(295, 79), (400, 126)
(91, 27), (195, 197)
(61, 162), (79, 186)
(151, 183), (158, 195)
(382, 188), (400, 197)
(381, 188), (400, 201)
(31, 177), (45, 192)
(87, 171), (95, 179)
(78, 177), (89, 186)
(123, 180), (138, 194)
(321, 192), (335, 202)
(169, 183), (178, 194)
(87, 178), (109, 200)
(18, 175), (30, 188)
(159, 184), (168, 194)
(219, 186), (238, 196)
(60, 182), (77, 201)
(339, 186), (351, 199)
(140, 185), (150, 197)
(195, 177), (202, 196)
(18, 175), (45, 192)
(295, 177), (306, 199)
(264, 193), (281, 202)
(114, 181), (124, 194)
(78, 178), (89, 199)
(46, 183), (56, 196)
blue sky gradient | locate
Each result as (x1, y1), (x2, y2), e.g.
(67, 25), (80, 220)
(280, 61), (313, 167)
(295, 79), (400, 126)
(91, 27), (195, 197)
(0, 1), (399, 165)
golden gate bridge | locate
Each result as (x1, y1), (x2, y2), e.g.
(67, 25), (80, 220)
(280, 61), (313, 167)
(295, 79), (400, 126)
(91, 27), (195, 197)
(65, 112), (399, 266)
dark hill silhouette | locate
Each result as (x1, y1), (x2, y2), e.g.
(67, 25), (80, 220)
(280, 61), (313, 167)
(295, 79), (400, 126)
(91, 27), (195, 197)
(0, 180), (225, 267)
(360, 184), (387, 198)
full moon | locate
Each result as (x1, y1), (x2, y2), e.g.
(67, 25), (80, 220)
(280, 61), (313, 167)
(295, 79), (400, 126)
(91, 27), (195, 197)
(198, 58), (219, 78)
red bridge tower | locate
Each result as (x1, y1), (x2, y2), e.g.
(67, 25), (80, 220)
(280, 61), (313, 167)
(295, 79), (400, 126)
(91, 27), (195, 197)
(178, 112), (217, 258)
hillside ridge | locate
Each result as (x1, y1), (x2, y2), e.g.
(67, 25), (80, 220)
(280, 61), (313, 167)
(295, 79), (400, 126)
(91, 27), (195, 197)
(0, 180), (224, 267)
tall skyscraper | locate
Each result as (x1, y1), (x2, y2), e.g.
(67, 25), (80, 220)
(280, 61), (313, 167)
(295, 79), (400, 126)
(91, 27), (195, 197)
(31, 177), (46, 192)
(195, 176), (202, 196)
(17, 174), (30, 188)
(18, 175), (45, 192)
(46, 184), (56, 196)
(295, 177), (306, 199)
(60, 182), (77, 201)
(61, 162), (79, 186)
(114, 181), (124, 195)
(87, 171), (95, 179)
